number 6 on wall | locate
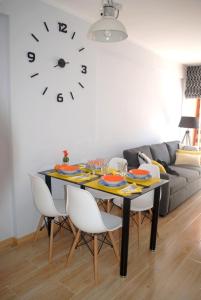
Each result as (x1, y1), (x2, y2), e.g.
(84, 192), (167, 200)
(57, 93), (63, 102)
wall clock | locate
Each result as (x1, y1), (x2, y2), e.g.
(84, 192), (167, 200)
(26, 21), (88, 102)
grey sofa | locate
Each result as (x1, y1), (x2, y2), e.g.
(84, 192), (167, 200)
(123, 141), (201, 216)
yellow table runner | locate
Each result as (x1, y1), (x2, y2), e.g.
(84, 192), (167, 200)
(47, 171), (98, 183)
(84, 179), (142, 197)
(126, 177), (160, 186)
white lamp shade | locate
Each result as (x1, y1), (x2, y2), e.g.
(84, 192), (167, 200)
(88, 16), (128, 42)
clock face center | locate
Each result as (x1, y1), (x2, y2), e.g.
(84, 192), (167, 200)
(58, 58), (66, 68)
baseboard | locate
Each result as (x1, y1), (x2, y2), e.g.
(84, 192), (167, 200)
(0, 237), (17, 250)
(0, 228), (48, 250)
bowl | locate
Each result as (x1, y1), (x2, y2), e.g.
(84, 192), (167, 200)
(129, 169), (150, 179)
(102, 174), (124, 185)
(55, 164), (80, 174)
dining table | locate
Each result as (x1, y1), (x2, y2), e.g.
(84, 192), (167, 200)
(39, 165), (168, 277)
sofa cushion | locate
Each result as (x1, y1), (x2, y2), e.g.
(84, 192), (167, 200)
(150, 143), (171, 165)
(171, 166), (200, 183)
(175, 152), (201, 166)
(165, 141), (180, 164)
(169, 174), (187, 193)
(123, 145), (153, 168)
(173, 164), (201, 175)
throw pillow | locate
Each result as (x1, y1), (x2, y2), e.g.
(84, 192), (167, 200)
(151, 160), (166, 173)
(177, 149), (201, 155)
(138, 152), (152, 165)
(179, 144), (199, 151)
(175, 152), (201, 166)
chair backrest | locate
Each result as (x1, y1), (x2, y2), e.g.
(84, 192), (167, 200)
(108, 157), (127, 170)
(30, 175), (60, 217)
(130, 163), (160, 210)
(139, 163), (160, 179)
(67, 185), (108, 234)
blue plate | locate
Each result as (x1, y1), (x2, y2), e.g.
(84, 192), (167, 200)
(127, 173), (151, 180)
(57, 169), (82, 176)
(99, 179), (127, 187)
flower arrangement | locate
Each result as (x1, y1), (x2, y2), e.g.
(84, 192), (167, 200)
(63, 150), (69, 164)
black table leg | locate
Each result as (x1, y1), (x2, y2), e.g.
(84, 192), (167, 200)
(120, 197), (131, 277)
(150, 186), (160, 250)
(45, 175), (52, 236)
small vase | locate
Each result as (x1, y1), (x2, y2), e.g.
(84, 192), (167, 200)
(63, 157), (69, 164)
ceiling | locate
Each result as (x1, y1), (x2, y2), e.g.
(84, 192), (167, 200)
(42, 0), (201, 64)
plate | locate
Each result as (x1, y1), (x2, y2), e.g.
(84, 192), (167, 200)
(127, 173), (151, 180)
(101, 174), (124, 185)
(57, 169), (82, 176)
(98, 179), (127, 188)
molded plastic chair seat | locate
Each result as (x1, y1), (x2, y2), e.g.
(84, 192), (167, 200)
(100, 211), (122, 231)
(66, 185), (122, 282)
(54, 199), (67, 215)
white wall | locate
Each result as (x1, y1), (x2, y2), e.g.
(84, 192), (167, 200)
(0, 0), (183, 239)
(0, 13), (14, 240)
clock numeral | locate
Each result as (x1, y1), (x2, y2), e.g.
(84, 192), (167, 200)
(27, 51), (35, 63)
(58, 22), (67, 33)
(57, 93), (64, 102)
(81, 65), (87, 74)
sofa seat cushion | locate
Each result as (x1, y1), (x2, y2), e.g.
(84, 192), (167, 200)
(150, 143), (171, 165)
(173, 164), (201, 175)
(169, 174), (187, 194)
(170, 166), (200, 183)
(123, 145), (153, 168)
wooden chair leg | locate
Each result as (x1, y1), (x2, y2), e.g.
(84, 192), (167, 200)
(49, 219), (54, 263)
(137, 212), (141, 248)
(66, 230), (81, 266)
(34, 215), (44, 241)
(108, 231), (120, 262)
(68, 217), (76, 237)
(93, 234), (98, 283)
(106, 200), (111, 212)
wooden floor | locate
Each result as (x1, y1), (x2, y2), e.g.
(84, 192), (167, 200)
(1, 192), (201, 300)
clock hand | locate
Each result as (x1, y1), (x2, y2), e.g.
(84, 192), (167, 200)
(54, 58), (70, 68)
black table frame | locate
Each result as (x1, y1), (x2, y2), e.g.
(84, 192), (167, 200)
(40, 171), (168, 277)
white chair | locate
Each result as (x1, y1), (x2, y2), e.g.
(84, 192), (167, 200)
(88, 157), (128, 212)
(113, 163), (160, 247)
(66, 185), (122, 282)
(30, 175), (75, 262)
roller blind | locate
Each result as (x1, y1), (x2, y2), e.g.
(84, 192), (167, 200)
(185, 65), (201, 98)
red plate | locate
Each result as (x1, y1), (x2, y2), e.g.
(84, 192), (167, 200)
(102, 174), (124, 183)
(129, 169), (150, 176)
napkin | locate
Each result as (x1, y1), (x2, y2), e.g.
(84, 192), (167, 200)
(118, 184), (142, 196)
